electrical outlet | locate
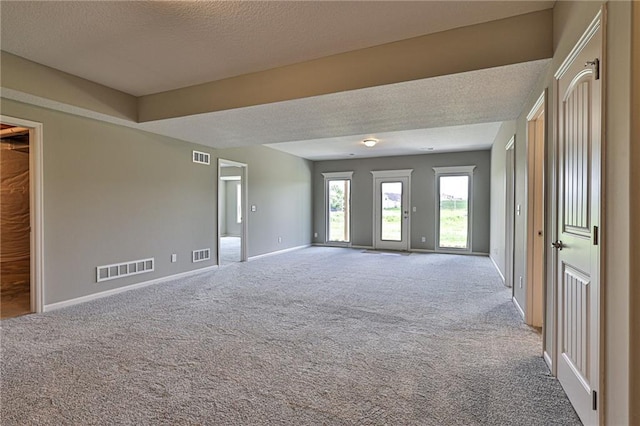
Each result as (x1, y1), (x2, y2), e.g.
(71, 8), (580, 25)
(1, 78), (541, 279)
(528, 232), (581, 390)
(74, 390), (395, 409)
(413, 207), (417, 213)
(421, 237), (426, 243)
(519, 276), (523, 288)
(278, 237), (282, 243)
(314, 232), (318, 238)
(171, 254), (177, 263)
(251, 205), (257, 212)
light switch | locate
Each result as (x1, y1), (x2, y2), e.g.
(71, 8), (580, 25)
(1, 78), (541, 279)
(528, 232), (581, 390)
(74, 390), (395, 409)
(412, 207), (417, 212)
(251, 205), (257, 212)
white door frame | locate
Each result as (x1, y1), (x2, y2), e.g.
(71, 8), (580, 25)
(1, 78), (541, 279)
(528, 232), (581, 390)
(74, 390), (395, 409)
(217, 158), (248, 264)
(371, 169), (412, 251)
(1, 115), (44, 313)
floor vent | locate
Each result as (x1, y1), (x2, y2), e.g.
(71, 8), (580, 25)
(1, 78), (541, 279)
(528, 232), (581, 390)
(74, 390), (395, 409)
(97, 258), (154, 283)
(192, 248), (211, 263)
(193, 150), (210, 165)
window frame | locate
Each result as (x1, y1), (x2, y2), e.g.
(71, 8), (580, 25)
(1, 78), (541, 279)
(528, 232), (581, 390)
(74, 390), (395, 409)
(322, 171), (353, 246)
(433, 165), (476, 253)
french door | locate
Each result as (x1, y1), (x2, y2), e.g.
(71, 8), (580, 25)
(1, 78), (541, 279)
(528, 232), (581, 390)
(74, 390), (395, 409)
(372, 170), (411, 251)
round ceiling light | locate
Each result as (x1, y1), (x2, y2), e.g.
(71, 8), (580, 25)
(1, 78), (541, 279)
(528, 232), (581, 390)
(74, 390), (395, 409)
(363, 138), (378, 148)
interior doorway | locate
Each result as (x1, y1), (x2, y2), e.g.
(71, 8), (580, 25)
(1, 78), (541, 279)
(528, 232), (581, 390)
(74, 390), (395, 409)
(1, 124), (31, 318)
(526, 93), (546, 328)
(217, 159), (248, 265)
(1, 116), (43, 317)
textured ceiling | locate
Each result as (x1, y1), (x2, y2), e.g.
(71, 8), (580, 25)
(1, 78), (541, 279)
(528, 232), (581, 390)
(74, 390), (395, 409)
(137, 59), (549, 158)
(266, 122), (504, 161)
(0, 1), (553, 96)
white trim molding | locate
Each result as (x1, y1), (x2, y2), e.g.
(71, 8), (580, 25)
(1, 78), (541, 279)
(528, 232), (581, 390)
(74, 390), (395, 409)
(371, 169), (413, 178)
(554, 9), (602, 79)
(432, 165), (476, 175)
(248, 244), (310, 261)
(45, 266), (218, 312)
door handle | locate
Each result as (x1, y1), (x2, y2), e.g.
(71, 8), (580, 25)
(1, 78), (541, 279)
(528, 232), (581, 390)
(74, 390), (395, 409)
(551, 240), (564, 250)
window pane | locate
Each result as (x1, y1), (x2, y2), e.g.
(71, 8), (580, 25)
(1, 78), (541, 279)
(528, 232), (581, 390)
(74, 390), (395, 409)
(328, 180), (350, 242)
(439, 176), (469, 249)
(381, 181), (402, 241)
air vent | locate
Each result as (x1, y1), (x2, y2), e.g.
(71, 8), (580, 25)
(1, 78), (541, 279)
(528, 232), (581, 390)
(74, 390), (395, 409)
(97, 258), (154, 283)
(192, 248), (211, 263)
(193, 150), (210, 165)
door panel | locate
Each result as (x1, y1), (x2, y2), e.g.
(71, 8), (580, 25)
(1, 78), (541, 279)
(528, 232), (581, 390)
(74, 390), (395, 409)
(554, 17), (601, 425)
(374, 177), (409, 250)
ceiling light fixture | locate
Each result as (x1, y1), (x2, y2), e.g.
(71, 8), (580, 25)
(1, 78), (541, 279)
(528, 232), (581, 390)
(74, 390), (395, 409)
(363, 138), (378, 148)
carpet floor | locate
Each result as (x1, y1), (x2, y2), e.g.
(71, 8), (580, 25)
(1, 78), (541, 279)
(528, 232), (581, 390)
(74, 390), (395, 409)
(0, 247), (581, 425)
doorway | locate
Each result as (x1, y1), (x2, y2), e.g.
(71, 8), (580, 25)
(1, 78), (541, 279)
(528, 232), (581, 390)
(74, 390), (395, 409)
(1, 125), (31, 318)
(217, 159), (248, 265)
(0, 116), (43, 317)
(433, 166), (475, 253)
(505, 136), (516, 289)
(526, 93), (546, 328)
(323, 172), (352, 246)
(372, 170), (412, 251)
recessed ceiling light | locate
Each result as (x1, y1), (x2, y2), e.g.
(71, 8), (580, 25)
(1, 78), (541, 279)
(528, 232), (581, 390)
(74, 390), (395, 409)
(363, 138), (378, 148)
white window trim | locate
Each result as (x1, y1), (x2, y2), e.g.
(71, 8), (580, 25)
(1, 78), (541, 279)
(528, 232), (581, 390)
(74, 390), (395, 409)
(433, 165), (476, 253)
(322, 171), (353, 245)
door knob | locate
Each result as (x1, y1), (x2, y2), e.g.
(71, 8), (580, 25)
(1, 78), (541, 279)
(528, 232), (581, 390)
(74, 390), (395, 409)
(551, 240), (564, 250)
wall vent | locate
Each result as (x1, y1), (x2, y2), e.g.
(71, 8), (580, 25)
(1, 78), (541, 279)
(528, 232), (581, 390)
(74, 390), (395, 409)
(97, 258), (154, 283)
(193, 150), (210, 165)
(192, 248), (211, 263)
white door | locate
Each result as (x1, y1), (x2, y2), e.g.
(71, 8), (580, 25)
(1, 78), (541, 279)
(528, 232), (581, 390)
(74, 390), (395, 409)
(553, 14), (601, 425)
(373, 173), (410, 251)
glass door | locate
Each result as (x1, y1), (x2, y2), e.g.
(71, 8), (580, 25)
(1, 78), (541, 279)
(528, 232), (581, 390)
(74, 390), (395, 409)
(374, 176), (409, 251)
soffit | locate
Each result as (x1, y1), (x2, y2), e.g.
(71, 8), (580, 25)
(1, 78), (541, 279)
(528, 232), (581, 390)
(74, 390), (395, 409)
(0, 1), (553, 96)
(137, 59), (549, 159)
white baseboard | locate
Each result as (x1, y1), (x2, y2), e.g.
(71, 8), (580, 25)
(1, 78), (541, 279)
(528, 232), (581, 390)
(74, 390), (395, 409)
(489, 255), (506, 283)
(248, 244), (310, 261)
(512, 296), (526, 320)
(44, 265), (218, 312)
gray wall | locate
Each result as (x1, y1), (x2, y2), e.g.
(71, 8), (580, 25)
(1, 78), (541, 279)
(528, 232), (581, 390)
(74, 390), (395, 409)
(313, 151), (491, 253)
(0, 102), (313, 305)
(215, 145), (313, 257)
(224, 180), (241, 236)
(489, 121), (516, 278)
(1, 99), (217, 305)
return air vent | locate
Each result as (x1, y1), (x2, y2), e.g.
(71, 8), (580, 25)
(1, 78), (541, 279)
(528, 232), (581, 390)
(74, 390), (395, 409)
(97, 258), (154, 283)
(193, 150), (210, 165)
(192, 248), (211, 263)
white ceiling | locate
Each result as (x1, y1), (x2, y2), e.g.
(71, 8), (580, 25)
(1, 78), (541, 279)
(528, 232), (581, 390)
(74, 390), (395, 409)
(0, 1), (553, 160)
(0, 1), (553, 96)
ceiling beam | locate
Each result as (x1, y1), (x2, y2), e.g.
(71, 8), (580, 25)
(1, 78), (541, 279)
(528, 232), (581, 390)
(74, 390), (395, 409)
(138, 9), (552, 122)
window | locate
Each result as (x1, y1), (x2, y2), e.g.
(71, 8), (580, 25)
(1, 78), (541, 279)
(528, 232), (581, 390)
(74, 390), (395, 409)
(322, 172), (353, 244)
(433, 166), (476, 251)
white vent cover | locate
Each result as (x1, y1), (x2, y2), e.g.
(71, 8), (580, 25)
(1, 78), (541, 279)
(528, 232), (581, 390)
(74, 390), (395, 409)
(193, 150), (210, 165)
(192, 248), (211, 263)
(97, 258), (154, 283)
